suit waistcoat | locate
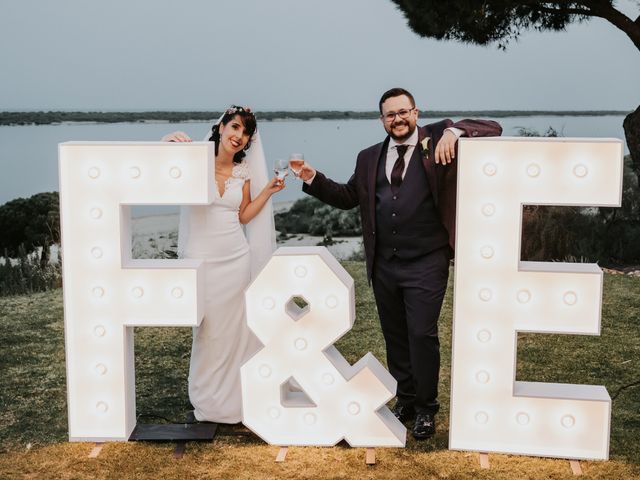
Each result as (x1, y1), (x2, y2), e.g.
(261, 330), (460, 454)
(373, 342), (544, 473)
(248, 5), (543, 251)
(374, 143), (449, 260)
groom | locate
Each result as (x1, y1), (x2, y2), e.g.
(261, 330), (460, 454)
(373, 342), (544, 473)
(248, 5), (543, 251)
(299, 88), (502, 439)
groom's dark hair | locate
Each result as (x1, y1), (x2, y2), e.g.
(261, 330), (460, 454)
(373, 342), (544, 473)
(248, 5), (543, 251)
(378, 88), (415, 113)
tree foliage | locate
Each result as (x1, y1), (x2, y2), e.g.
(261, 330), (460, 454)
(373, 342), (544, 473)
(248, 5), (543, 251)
(391, 1), (640, 50)
(0, 192), (60, 266)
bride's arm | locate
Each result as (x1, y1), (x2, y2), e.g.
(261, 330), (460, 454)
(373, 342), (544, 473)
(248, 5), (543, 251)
(238, 178), (284, 225)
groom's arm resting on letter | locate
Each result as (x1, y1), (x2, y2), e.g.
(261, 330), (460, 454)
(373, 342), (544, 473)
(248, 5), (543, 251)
(450, 119), (503, 139)
(436, 120), (503, 163)
(300, 118), (501, 210)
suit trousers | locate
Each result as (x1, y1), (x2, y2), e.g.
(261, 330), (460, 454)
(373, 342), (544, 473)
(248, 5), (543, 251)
(372, 246), (450, 415)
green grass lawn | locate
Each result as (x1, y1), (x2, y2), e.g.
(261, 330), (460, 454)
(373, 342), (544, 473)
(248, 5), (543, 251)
(0, 262), (639, 479)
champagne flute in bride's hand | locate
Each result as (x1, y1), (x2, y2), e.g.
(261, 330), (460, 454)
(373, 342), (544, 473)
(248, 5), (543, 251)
(274, 159), (289, 185)
(289, 153), (305, 177)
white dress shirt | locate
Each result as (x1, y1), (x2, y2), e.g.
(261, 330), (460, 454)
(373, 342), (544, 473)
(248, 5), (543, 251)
(386, 128), (418, 182)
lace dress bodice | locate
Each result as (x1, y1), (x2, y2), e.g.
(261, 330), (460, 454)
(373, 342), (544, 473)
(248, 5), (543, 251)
(183, 160), (250, 260)
(215, 161), (250, 204)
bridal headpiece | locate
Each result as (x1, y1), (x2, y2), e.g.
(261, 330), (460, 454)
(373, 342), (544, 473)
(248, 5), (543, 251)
(225, 105), (252, 116)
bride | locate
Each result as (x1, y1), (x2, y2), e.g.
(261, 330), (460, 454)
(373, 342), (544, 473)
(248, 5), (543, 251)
(162, 106), (283, 423)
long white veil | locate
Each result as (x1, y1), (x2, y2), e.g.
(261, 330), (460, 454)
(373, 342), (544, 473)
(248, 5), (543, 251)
(177, 117), (276, 279)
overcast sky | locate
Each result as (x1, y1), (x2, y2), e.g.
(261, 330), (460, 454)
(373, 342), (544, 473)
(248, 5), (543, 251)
(1, 0), (639, 112)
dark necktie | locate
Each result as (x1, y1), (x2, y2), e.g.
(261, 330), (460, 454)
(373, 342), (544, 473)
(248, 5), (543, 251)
(391, 144), (408, 191)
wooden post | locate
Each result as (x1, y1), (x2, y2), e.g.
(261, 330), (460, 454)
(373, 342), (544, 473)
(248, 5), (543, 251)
(173, 442), (186, 459)
(479, 452), (490, 469)
(570, 460), (583, 476)
(365, 448), (376, 465)
(88, 442), (103, 458)
(275, 447), (288, 463)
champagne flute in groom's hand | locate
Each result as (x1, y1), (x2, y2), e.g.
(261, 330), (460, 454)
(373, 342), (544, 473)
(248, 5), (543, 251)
(288, 153), (305, 177)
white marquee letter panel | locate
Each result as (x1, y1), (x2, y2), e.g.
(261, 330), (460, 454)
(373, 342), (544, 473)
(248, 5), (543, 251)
(450, 138), (623, 459)
(59, 142), (214, 441)
(242, 247), (406, 447)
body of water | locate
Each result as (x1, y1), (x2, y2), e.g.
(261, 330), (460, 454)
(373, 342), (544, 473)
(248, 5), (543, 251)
(0, 115), (628, 210)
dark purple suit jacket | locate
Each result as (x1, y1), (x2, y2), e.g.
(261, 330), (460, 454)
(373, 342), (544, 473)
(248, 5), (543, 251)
(303, 119), (503, 280)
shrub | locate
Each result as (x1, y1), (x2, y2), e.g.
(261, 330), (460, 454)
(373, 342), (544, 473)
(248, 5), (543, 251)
(275, 197), (361, 236)
(520, 129), (639, 264)
(0, 246), (62, 297)
(0, 192), (60, 267)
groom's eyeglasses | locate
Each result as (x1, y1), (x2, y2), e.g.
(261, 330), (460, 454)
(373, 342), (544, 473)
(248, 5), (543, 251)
(381, 108), (416, 123)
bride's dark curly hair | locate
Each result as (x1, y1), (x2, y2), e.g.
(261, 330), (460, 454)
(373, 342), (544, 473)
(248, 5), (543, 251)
(209, 106), (257, 164)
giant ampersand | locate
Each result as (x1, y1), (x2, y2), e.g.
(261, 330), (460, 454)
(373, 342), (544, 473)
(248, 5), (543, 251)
(241, 247), (406, 447)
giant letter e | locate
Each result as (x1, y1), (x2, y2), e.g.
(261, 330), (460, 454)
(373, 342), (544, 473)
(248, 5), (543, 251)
(449, 138), (623, 460)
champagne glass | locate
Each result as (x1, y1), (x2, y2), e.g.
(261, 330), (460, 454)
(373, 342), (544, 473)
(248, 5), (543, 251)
(289, 153), (305, 177)
(274, 159), (289, 184)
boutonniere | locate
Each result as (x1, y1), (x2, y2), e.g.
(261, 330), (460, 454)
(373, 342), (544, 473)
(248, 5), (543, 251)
(420, 137), (430, 158)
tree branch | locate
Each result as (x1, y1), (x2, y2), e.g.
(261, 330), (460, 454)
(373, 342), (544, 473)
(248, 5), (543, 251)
(526, 1), (640, 50)
(586, 1), (640, 50)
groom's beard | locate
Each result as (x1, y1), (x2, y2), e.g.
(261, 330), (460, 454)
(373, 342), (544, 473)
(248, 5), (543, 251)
(387, 120), (416, 143)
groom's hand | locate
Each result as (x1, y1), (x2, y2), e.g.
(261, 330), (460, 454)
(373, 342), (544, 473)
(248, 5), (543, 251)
(434, 130), (458, 164)
(299, 164), (316, 183)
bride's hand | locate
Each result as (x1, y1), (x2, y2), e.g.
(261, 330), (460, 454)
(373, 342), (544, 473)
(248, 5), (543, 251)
(161, 131), (192, 142)
(265, 176), (286, 195)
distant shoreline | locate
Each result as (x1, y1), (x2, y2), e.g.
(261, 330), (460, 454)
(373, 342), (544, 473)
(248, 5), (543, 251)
(0, 110), (631, 126)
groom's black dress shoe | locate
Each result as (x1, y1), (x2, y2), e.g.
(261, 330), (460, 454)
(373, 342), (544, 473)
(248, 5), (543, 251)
(412, 413), (436, 439)
(391, 403), (416, 423)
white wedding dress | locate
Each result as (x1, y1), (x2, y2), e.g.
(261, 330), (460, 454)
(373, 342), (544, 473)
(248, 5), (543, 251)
(183, 160), (262, 423)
